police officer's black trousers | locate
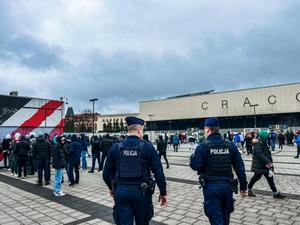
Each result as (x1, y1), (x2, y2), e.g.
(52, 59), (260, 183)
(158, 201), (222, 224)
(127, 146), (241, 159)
(113, 185), (153, 225)
(203, 183), (233, 225)
(248, 172), (277, 193)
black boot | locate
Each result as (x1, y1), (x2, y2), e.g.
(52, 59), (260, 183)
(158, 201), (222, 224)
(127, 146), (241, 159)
(273, 192), (286, 199)
(248, 189), (256, 197)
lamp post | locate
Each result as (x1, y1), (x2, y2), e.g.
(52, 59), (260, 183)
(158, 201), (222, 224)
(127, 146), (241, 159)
(89, 98), (98, 138)
(168, 121), (172, 131)
(250, 104), (259, 128)
(148, 114), (154, 142)
(59, 97), (68, 134)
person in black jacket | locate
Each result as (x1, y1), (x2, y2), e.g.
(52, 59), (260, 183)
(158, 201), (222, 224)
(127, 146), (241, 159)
(278, 131), (285, 150)
(68, 134), (82, 186)
(15, 135), (31, 178)
(88, 136), (101, 173)
(244, 133), (253, 155)
(33, 134), (52, 186)
(157, 135), (169, 169)
(248, 130), (285, 198)
(99, 134), (114, 171)
(52, 136), (66, 196)
(1, 134), (12, 169)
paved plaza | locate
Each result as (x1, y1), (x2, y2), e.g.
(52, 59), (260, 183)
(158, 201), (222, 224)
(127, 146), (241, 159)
(0, 144), (300, 225)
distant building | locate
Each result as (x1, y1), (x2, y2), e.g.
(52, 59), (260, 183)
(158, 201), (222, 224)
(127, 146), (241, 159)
(64, 107), (75, 132)
(73, 113), (99, 133)
(97, 113), (139, 132)
(139, 83), (300, 130)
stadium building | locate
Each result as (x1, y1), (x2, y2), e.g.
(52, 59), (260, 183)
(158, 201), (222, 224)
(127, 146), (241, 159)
(139, 83), (300, 131)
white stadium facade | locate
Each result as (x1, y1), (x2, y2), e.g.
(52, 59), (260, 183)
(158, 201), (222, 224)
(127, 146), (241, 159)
(138, 83), (300, 131)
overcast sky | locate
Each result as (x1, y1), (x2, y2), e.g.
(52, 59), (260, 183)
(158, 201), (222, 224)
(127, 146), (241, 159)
(0, 0), (300, 114)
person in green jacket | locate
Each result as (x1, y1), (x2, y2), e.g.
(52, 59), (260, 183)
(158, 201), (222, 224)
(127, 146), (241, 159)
(247, 130), (286, 199)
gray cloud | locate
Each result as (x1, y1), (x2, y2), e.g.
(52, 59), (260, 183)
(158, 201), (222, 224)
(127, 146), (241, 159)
(0, 1), (299, 114)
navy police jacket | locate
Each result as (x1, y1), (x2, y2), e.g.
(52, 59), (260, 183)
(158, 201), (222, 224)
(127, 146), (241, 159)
(103, 135), (167, 196)
(190, 133), (247, 190)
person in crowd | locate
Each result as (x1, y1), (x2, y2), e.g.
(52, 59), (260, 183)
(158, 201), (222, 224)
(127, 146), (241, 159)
(234, 133), (242, 151)
(11, 133), (21, 176)
(68, 134), (82, 186)
(245, 133), (253, 155)
(172, 133), (180, 152)
(28, 135), (36, 176)
(33, 134), (52, 186)
(143, 134), (150, 142)
(1, 134), (12, 169)
(80, 134), (88, 171)
(157, 135), (169, 169)
(15, 135), (30, 178)
(278, 130), (286, 150)
(52, 136), (67, 196)
(44, 133), (52, 182)
(269, 130), (277, 151)
(188, 134), (197, 151)
(294, 131), (300, 158)
(239, 132), (245, 150)
(248, 130), (285, 198)
(88, 136), (101, 173)
(99, 134), (114, 172)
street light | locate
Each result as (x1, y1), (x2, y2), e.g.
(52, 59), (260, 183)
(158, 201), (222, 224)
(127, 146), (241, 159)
(60, 97), (68, 134)
(168, 121), (172, 131)
(148, 114), (155, 142)
(250, 104), (259, 128)
(148, 114), (154, 131)
(89, 98), (98, 138)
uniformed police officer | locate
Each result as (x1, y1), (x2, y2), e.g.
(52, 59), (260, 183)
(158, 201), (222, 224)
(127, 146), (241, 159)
(190, 118), (247, 225)
(103, 116), (167, 225)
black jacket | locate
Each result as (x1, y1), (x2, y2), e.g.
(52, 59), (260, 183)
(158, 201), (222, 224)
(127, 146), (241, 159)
(157, 139), (167, 153)
(1, 138), (11, 150)
(15, 140), (31, 157)
(251, 141), (272, 174)
(52, 140), (66, 169)
(92, 140), (101, 155)
(100, 137), (114, 155)
(33, 136), (52, 160)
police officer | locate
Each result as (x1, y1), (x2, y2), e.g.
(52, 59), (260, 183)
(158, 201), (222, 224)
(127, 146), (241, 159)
(190, 118), (247, 225)
(103, 116), (167, 225)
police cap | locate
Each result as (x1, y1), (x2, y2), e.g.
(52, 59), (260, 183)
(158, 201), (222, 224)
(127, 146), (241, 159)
(125, 116), (145, 126)
(204, 117), (220, 127)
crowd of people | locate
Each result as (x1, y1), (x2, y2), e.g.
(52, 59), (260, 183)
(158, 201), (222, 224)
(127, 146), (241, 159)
(0, 132), (116, 196)
(0, 121), (300, 225)
(224, 129), (300, 157)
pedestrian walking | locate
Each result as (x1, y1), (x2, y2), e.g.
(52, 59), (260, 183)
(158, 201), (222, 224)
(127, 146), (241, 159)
(88, 136), (101, 173)
(245, 133), (253, 155)
(247, 130), (286, 198)
(172, 134), (180, 152)
(190, 118), (247, 225)
(103, 116), (167, 225)
(157, 135), (169, 169)
(294, 131), (300, 158)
